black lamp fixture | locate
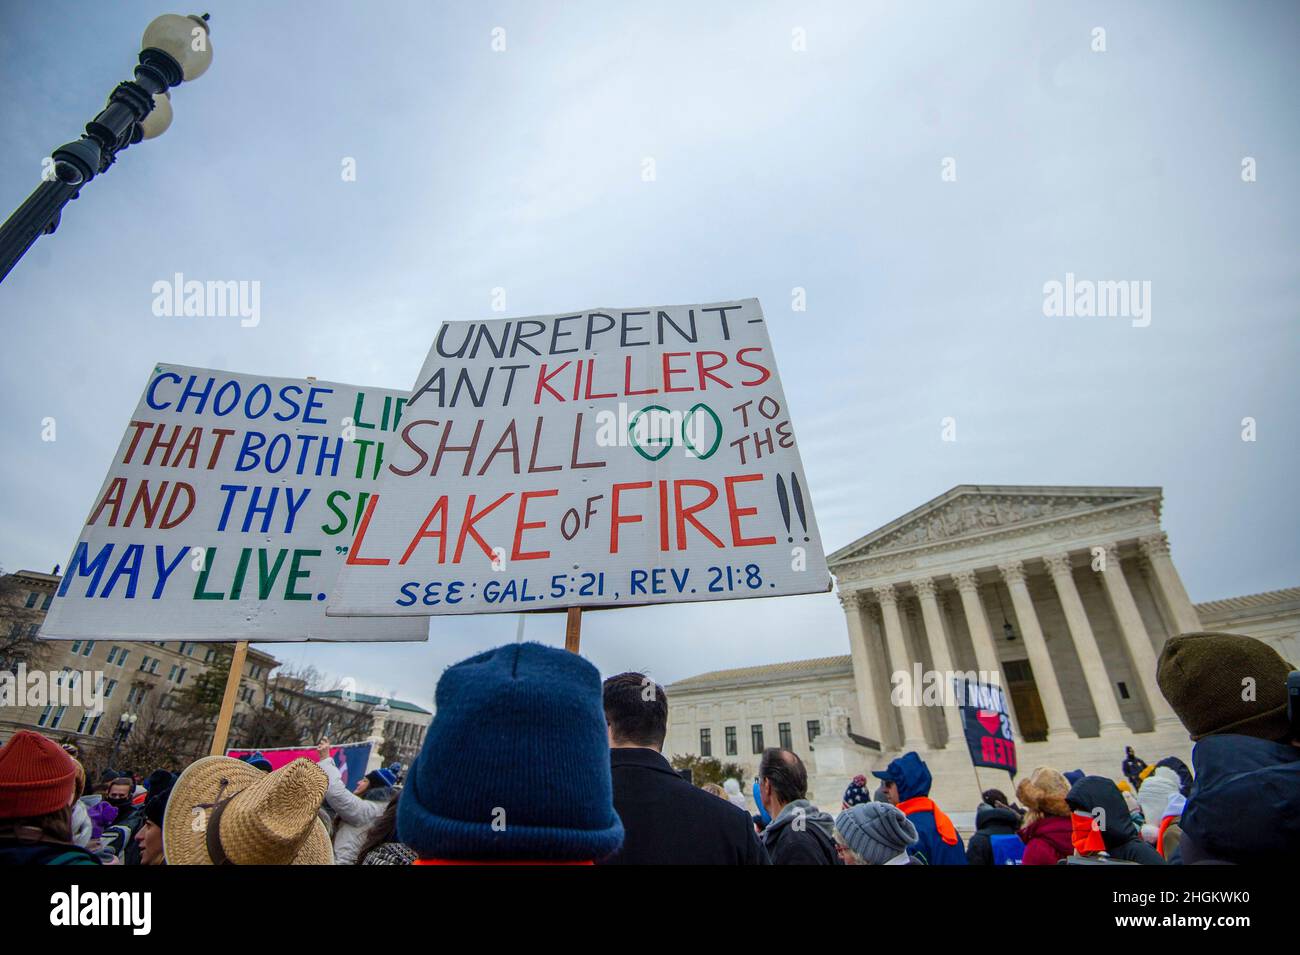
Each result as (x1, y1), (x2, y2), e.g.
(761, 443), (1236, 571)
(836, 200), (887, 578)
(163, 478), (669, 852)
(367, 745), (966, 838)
(0, 13), (214, 285)
(993, 585), (1017, 641)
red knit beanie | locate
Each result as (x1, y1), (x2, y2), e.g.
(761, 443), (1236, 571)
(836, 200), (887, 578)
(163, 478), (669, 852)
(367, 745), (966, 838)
(0, 730), (78, 819)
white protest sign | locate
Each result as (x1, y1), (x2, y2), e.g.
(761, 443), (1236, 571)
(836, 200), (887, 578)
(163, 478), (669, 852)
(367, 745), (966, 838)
(327, 298), (830, 616)
(40, 363), (427, 642)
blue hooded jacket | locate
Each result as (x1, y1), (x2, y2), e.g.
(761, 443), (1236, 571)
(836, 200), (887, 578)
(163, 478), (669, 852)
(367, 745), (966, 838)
(873, 752), (967, 865)
(1179, 734), (1300, 865)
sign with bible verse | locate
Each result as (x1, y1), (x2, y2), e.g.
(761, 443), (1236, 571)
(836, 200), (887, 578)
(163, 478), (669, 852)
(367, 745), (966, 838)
(39, 363), (427, 642)
(327, 298), (830, 616)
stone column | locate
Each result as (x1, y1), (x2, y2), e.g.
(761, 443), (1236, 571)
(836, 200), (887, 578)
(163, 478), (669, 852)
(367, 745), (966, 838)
(838, 590), (883, 744)
(874, 584), (928, 751)
(951, 571), (1022, 744)
(1044, 552), (1127, 736)
(1139, 533), (1203, 635)
(912, 577), (967, 747)
(366, 699), (390, 772)
(1097, 543), (1180, 728)
(997, 561), (1077, 740)
(951, 571), (1001, 675)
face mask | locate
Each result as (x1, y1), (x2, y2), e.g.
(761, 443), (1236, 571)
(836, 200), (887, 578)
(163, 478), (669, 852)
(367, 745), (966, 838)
(106, 795), (131, 809)
(1071, 811), (1106, 854)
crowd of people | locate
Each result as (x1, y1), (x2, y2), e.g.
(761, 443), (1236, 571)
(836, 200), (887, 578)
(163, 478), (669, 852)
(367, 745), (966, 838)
(0, 629), (1295, 865)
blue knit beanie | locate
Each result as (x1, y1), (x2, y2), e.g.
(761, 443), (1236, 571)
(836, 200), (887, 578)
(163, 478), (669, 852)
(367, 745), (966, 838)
(397, 642), (624, 861)
(366, 767), (397, 789)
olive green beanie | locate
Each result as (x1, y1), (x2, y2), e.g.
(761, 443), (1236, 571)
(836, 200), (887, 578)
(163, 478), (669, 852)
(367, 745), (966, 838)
(1156, 631), (1294, 741)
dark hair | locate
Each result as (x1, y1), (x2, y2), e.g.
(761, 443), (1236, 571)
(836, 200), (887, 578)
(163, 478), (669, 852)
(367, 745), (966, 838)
(0, 805), (73, 844)
(353, 791), (401, 865)
(602, 672), (668, 749)
(982, 788), (1008, 808)
(758, 748), (807, 804)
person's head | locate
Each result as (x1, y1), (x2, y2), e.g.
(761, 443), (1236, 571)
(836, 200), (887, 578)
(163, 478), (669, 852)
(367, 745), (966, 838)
(1016, 766), (1071, 827)
(135, 819), (164, 864)
(871, 752), (931, 803)
(165, 756), (332, 865)
(833, 802), (919, 865)
(1065, 776), (1139, 852)
(700, 782), (727, 799)
(981, 788), (1009, 809)
(842, 773), (870, 809)
(1157, 631), (1295, 742)
(0, 731), (81, 841)
(245, 752), (273, 773)
(105, 778), (133, 807)
(757, 747), (807, 818)
(398, 642), (623, 863)
(143, 769), (174, 794)
(602, 671), (668, 750)
(1136, 766), (1180, 831)
(363, 767), (397, 799)
(1126, 746), (1135, 757)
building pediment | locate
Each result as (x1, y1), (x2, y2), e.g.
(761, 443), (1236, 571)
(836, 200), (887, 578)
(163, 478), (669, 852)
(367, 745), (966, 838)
(828, 485), (1162, 566)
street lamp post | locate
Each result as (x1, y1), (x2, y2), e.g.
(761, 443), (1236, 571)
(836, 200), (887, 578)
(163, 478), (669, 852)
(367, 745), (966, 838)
(108, 712), (139, 768)
(0, 13), (213, 285)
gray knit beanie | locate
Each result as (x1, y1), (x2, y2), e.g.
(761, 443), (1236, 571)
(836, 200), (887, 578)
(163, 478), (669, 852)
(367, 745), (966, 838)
(835, 802), (918, 864)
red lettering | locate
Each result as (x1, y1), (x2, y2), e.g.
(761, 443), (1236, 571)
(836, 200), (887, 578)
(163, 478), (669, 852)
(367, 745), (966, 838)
(533, 362), (571, 403)
(453, 492), (512, 563)
(399, 496), (449, 565)
(512, 489), (558, 561)
(725, 474), (777, 546)
(347, 495), (391, 566)
(610, 481), (652, 554)
(736, 347), (771, 386)
(674, 479), (725, 550)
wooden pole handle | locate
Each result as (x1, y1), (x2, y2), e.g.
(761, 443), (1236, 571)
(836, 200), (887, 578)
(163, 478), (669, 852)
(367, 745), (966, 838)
(209, 640), (249, 757)
(564, 607), (582, 654)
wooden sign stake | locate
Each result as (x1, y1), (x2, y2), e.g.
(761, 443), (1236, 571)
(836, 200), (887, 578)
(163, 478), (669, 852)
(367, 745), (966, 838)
(564, 607), (582, 654)
(209, 640), (249, 757)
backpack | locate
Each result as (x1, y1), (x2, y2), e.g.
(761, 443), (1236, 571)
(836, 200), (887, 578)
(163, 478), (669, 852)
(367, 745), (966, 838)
(989, 833), (1025, 865)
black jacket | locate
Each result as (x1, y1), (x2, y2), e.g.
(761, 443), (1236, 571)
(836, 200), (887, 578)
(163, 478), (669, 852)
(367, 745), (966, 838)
(966, 805), (1022, 866)
(1066, 776), (1166, 865)
(0, 839), (100, 865)
(1179, 734), (1300, 865)
(760, 800), (841, 865)
(599, 748), (769, 865)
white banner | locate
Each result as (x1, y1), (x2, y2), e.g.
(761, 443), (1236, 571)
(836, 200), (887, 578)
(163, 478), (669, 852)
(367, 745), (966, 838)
(40, 363), (427, 642)
(328, 298), (830, 616)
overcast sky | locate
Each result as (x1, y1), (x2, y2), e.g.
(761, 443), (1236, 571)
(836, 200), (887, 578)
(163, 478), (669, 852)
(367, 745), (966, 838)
(2, 1), (1296, 711)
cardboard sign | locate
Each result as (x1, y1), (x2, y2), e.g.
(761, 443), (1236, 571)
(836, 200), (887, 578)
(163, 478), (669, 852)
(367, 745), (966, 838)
(39, 363), (427, 642)
(328, 298), (830, 616)
(956, 677), (1018, 777)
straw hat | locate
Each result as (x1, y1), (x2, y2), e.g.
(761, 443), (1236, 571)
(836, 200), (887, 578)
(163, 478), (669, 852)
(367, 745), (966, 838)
(163, 756), (332, 865)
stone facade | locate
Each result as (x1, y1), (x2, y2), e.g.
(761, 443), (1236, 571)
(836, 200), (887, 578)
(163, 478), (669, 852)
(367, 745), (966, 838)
(665, 485), (1299, 815)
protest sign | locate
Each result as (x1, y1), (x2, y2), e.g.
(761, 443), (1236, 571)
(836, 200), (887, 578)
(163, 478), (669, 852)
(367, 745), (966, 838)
(955, 677), (1018, 777)
(40, 363), (427, 642)
(328, 298), (830, 616)
(228, 743), (372, 787)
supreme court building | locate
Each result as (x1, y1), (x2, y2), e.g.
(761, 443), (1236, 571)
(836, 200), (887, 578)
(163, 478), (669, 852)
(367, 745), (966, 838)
(664, 485), (1300, 811)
